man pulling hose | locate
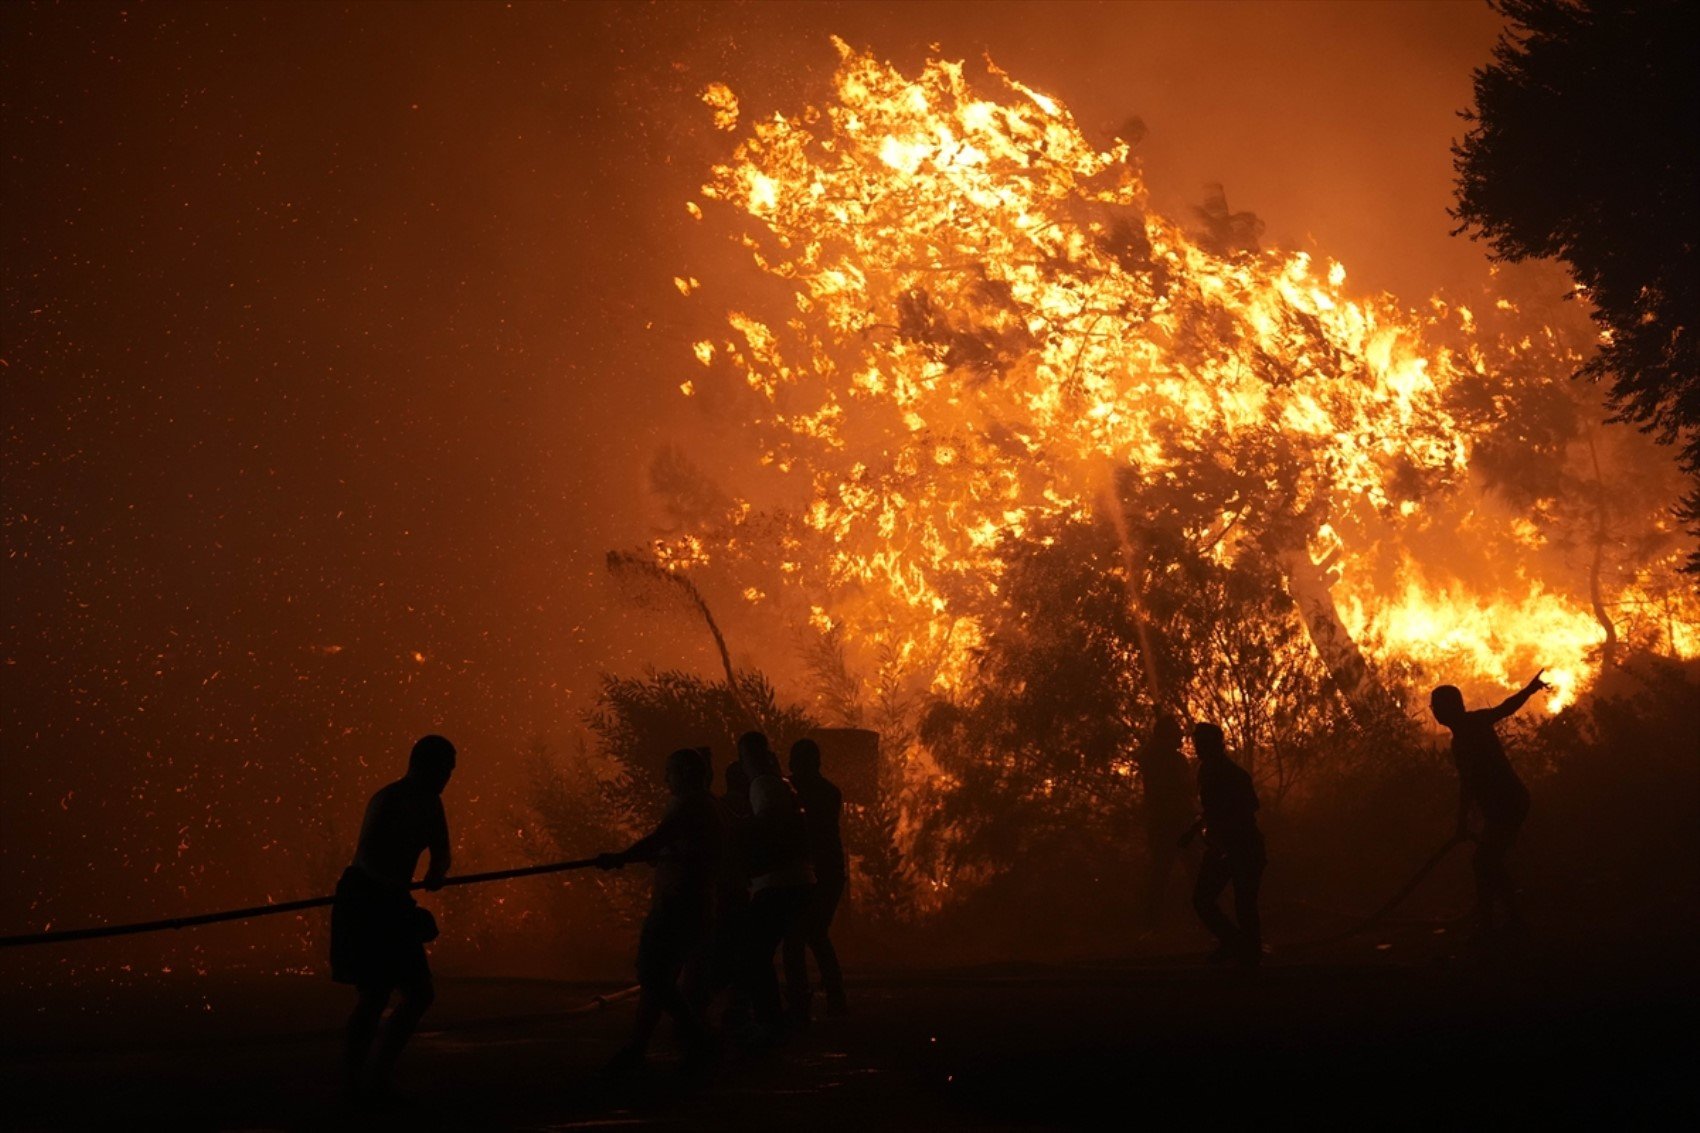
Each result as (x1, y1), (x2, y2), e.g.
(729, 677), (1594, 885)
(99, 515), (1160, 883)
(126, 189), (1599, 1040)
(332, 734), (455, 1104)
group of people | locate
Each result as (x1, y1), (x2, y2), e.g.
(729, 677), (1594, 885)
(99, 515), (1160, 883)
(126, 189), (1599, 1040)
(328, 671), (1548, 1099)
(592, 731), (849, 1077)
(329, 730), (848, 1101)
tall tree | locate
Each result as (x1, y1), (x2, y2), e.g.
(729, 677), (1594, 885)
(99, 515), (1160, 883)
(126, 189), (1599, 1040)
(1452, 0), (1700, 568)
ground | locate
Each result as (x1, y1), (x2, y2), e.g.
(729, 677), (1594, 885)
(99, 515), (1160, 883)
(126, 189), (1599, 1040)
(5, 919), (1696, 1131)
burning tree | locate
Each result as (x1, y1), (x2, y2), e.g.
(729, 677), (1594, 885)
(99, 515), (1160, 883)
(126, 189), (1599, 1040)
(653, 42), (1695, 893)
(1431, 266), (1700, 671)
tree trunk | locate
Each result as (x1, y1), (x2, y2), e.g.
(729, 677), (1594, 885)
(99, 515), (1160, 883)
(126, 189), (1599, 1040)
(1102, 479), (1167, 706)
(1583, 428), (1619, 668)
(1274, 542), (1395, 717)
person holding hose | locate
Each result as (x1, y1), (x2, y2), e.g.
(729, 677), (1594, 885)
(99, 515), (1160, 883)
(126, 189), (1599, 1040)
(331, 734), (456, 1103)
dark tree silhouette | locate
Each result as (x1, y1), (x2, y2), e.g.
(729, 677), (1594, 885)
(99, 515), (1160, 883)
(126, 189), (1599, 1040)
(1452, 0), (1700, 567)
(587, 668), (814, 786)
(912, 506), (1354, 892)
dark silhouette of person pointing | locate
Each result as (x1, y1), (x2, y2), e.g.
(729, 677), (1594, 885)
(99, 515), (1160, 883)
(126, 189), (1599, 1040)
(784, 738), (848, 1022)
(597, 747), (723, 1074)
(1430, 671), (1547, 939)
(331, 734), (455, 1102)
(1136, 714), (1194, 929)
(1183, 722), (1265, 966)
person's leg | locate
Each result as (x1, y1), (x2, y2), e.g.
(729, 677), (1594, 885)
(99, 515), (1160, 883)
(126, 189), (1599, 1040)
(707, 902), (752, 1030)
(742, 889), (789, 1031)
(655, 973), (712, 1050)
(618, 912), (671, 1064)
(1499, 821), (1525, 930)
(782, 889), (812, 1023)
(615, 966), (705, 1072)
(680, 941), (711, 1018)
(809, 875), (846, 1006)
(1474, 823), (1519, 933)
(1233, 851), (1265, 962)
(370, 971), (434, 1092)
(1144, 832), (1175, 928)
(707, 911), (741, 1007)
(656, 905), (713, 1051)
(629, 994), (667, 1055)
(1192, 849), (1239, 948)
(681, 892), (721, 1012)
(1472, 833), (1505, 935)
(344, 983), (391, 1097)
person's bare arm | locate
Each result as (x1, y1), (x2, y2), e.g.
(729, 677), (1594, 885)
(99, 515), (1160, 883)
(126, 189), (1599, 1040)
(1485, 670), (1551, 723)
(423, 800), (451, 891)
(598, 803), (682, 869)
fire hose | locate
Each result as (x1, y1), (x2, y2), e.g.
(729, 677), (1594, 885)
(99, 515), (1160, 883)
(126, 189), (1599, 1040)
(1287, 833), (1470, 949)
(2, 837), (1474, 952)
(0, 857), (601, 949)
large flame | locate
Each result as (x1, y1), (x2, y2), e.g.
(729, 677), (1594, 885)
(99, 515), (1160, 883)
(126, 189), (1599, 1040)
(674, 41), (1695, 724)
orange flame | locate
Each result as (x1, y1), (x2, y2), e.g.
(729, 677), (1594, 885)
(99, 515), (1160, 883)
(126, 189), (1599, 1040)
(677, 41), (1695, 726)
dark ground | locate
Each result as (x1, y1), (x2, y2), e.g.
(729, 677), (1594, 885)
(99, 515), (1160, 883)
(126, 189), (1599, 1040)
(5, 916), (1697, 1132)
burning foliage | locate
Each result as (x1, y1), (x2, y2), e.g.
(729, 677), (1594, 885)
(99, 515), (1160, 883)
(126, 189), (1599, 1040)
(648, 42), (1698, 900)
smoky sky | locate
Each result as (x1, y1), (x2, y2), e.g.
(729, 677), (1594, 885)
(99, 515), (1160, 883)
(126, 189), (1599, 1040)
(1, 1), (1505, 954)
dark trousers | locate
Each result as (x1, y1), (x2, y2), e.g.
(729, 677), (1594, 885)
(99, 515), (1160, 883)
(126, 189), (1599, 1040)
(686, 891), (746, 1016)
(742, 884), (810, 1030)
(784, 874), (845, 1014)
(1193, 843), (1265, 952)
(629, 899), (712, 1054)
(1472, 817), (1524, 930)
(345, 973), (434, 1091)
(334, 869), (435, 1091)
(1144, 832), (1181, 928)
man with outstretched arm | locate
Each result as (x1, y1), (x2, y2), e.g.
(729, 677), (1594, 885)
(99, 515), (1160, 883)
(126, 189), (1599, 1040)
(1430, 670), (1548, 939)
(331, 734), (455, 1103)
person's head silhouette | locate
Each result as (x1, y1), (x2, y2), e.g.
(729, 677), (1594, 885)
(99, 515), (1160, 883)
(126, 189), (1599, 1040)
(408, 734), (456, 793)
(738, 730), (777, 778)
(789, 737), (822, 779)
(725, 760), (750, 797)
(1152, 714), (1183, 748)
(1191, 722), (1226, 761)
(666, 747), (707, 795)
(1430, 685), (1466, 728)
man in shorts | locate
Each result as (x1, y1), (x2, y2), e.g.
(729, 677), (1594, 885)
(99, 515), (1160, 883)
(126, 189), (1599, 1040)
(331, 734), (455, 1101)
